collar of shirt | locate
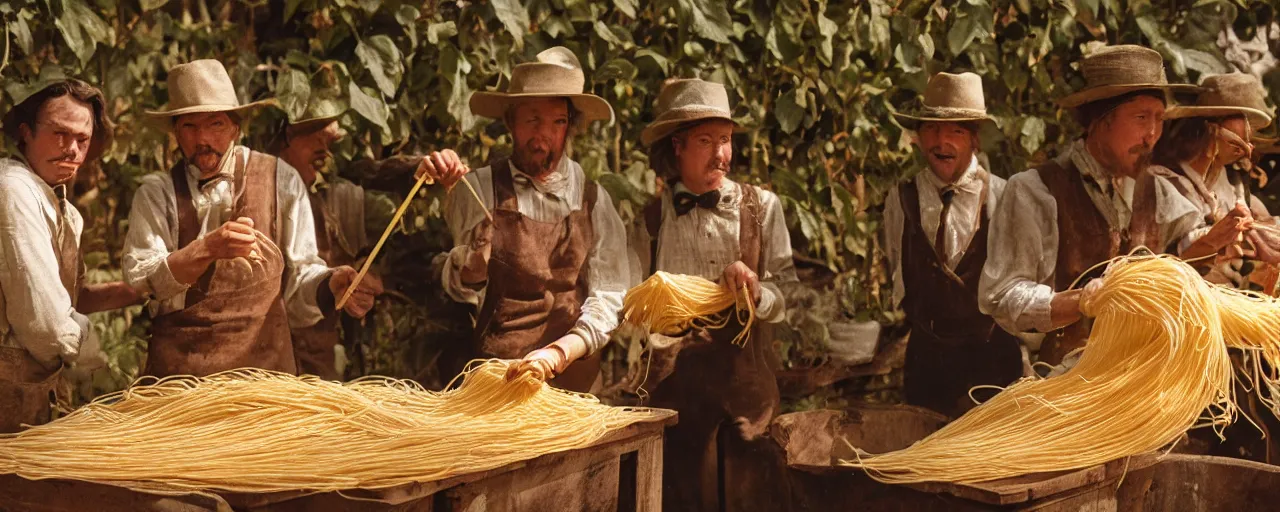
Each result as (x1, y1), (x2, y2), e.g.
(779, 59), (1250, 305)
(4, 157), (60, 207)
(1068, 139), (1134, 208)
(673, 178), (740, 209)
(918, 155), (983, 195)
(510, 157), (571, 200)
(185, 145), (241, 193)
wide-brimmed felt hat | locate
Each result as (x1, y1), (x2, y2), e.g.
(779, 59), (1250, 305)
(893, 72), (996, 129)
(641, 78), (739, 147)
(469, 46), (613, 124)
(1058, 45), (1197, 108)
(1166, 73), (1273, 131)
(288, 92), (347, 128)
(145, 59), (274, 118)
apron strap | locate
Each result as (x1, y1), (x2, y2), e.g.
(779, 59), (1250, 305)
(738, 183), (764, 274)
(491, 159), (519, 211)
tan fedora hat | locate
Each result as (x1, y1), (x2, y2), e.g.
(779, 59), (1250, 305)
(640, 78), (738, 147)
(145, 59), (274, 117)
(469, 47), (613, 123)
(893, 72), (995, 128)
(1166, 73), (1273, 130)
(1058, 45), (1197, 108)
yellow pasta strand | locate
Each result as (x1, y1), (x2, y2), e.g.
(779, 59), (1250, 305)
(0, 360), (664, 493)
(841, 255), (1244, 484)
(622, 271), (755, 347)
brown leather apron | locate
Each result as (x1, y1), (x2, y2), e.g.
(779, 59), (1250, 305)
(444, 159), (601, 392)
(1038, 159), (1161, 365)
(290, 188), (352, 381)
(639, 183), (791, 512)
(0, 348), (60, 433)
(898, 174), (1023, 419)
(145, 151), (297, 378)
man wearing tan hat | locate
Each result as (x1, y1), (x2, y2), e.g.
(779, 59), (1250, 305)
(270, 94), (385, 380)
(414, 47), (629, 391)
(625, 78), (797, 512)
(123, 59), (381, 377)
(885, 72), (1023, 418)
(979, 45), (1249, 366)
(1152, 73), (1280, 288)
(0, 77), (139, 431)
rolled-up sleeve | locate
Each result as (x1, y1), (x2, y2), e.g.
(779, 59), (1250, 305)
(122, 175), (190, 303)
(277, 161), (336, 329)
(440, 172), (493, 307)
(978, 171), (1058, 334)
(0, 184), (86, 369)
(567, 185), (632, 355)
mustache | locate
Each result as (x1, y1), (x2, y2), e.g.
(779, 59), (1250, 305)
(191, 145), (223, 159)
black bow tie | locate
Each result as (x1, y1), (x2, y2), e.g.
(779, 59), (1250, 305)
(674, 189), (722, 216)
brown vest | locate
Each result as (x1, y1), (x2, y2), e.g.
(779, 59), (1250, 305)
(1037, 159), (1160, 364)
(898, 174), (1022, 418)
(459, 160), (599, 392)
(146, 151), (297, 377)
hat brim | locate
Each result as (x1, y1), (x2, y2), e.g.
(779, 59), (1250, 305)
(893, 113), (997, 130)
(145, 99), (276, 118)
(1166, 105), (1273, 130)
(1058, 84), (1199, 108)
(470, 92), (614, 125)
(640, 113), (744, 147)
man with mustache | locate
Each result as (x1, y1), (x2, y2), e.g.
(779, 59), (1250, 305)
(979, 45), (1249, 366)
(416, 47), (629, 391)
(270, 96), (384, 380)
(884, 72), (1023, 418)
(123, 60), (380, 378)
(0, 78), (141, 431)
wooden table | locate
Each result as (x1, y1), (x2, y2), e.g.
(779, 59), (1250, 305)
(0, 409), (677, 512)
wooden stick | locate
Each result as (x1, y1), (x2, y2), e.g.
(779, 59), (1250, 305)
(336, 172), (431, 310)
(336, 167), (492, 310)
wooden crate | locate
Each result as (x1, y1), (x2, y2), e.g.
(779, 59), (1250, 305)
(0, 410), (677, 512)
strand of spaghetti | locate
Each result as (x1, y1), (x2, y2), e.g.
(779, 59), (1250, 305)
(336, 172), (432, 310)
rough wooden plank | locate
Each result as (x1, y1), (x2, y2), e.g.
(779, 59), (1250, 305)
(634, 436), (664, 512)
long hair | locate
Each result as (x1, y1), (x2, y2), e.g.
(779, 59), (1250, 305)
(1152, 115), (1247, 173)
(3, 79), (114, 162)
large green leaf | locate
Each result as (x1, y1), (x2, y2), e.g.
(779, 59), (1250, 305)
(677, 0), (734, 44)
(427, 22), (457, 45)
(349, 81), (390, 133)
(54, 0), (113, 64)
(776, 89), (805, 134)
(355, 35), (404, 98)
(276, 68), (312, 121)
(613, 0), (639, 18)
(491, 0), (531, 50)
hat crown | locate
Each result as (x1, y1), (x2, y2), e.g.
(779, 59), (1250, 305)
(506, 46), (587, 95)
(919, 72), (987, 115)
(653, 79), (732, 119)
(1079, 45), (1169, 90)
(1195, 73), (1270, 112)
(165, 59), (242, 111)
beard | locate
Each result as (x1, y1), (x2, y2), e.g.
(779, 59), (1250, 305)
(512, 140), (562, 178)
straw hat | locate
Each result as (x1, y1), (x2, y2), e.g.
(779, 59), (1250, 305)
(145, 59), (273, 118)
(640, 78), (737, 146)
(1166, 73), (1273, 130)
(893, 72), (995, 129)
(469, 47), (613, 123)
(1058, 45), (1197, 108)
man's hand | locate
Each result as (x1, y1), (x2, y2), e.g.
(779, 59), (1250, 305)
(505, 347), (568, 383)
(414, 149), (470, 189)
(460, 218), (494, 285)
(721, 261), (761, 304)
(329, 266), (384, 319)
(1202, 204), (1254, 253)
(202, 217), (260, 261)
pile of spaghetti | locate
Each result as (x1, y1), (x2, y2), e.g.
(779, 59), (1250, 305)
(622, 271), (755, 346)
(0, 360), (664, 492)
(843, 254), (1280, 484)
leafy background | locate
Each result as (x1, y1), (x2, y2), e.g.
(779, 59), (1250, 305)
(1, 0), (1278, 408)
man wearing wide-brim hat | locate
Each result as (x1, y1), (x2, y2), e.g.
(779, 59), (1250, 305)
(269, 92), (386, 380)
(978, 45), (1247, 366)
(413, 46), (629, 392)
(122, 59), (381, 378)
(1151, 72), (1280, 289)
(884, 72), (1023, 419)
(622, 77), (798, 512)
(0, 76), (142, 431)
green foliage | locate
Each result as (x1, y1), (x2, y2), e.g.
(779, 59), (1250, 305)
(1, 0), (1276, 397)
